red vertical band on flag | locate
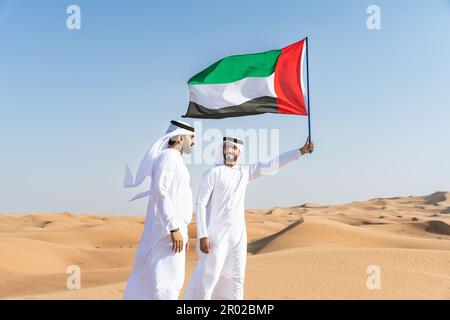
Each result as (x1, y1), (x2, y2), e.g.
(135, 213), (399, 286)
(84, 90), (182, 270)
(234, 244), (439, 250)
(274, 39), (308, 115)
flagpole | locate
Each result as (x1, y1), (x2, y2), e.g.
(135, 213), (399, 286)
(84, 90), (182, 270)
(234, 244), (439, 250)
(305, 36), (312, 153)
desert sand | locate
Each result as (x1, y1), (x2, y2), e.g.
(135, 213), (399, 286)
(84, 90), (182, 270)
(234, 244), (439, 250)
(1, 191), (449, 300)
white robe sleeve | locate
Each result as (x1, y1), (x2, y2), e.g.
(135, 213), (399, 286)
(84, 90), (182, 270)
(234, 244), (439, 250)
(195, 169), (215, 239)
(247, 149), (302, 181)
(153, 153), (181, 231)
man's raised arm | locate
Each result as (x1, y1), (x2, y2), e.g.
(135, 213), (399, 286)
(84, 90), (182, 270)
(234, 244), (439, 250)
(248, 137), (314, 181)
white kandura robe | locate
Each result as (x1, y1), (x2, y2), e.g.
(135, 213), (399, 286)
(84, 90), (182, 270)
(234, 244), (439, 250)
(184, 148), (302, 300)
(124, 148), (193, 300)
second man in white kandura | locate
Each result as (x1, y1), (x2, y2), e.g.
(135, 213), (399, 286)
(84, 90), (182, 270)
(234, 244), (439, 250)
(123, 120), (195, 300)
(184, 136), (314, 300)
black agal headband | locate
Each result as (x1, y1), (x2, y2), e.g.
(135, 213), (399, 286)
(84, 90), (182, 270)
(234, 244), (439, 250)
(171, 120), (195, 132)
(223, 137), (243, 145)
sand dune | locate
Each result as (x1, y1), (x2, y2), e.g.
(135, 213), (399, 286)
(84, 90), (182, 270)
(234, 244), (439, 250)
(1, 191), (449, 299)
(245, 247), (450, 299)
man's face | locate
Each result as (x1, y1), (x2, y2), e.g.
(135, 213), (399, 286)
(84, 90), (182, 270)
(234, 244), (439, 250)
(181, 134), (195, 154)
(186, 134), (195, 146)
(223, 141), (240, 164)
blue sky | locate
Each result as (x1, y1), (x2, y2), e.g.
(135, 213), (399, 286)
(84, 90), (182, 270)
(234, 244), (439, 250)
(1, 0), (449, 215)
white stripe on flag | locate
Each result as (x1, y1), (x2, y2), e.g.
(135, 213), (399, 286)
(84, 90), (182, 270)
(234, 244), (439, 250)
(188, 73), (276, 109)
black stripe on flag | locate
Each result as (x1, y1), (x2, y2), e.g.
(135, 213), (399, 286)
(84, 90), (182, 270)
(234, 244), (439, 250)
(183, 96), (279, 119)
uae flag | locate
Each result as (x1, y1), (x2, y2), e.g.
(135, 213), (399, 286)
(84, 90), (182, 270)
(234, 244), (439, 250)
(183, 39), (309, 119)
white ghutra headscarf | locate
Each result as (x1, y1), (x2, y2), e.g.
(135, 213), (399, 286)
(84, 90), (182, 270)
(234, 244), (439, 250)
(123, 120), (194, 201)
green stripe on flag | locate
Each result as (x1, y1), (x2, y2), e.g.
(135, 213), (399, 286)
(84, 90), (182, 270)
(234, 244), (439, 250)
(188, 49), (281, 85)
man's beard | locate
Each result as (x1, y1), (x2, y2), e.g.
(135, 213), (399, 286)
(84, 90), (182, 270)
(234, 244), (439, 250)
(224, 152), (238, 164)
(182, 138), (193, 154)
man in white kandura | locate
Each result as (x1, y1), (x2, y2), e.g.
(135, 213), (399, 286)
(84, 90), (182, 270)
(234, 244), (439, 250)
(123, 120), (195, 300)
(184, 136), (314, 300)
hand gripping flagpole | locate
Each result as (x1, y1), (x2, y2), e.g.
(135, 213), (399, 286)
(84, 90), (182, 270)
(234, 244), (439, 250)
(305, 37), (313, 153)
